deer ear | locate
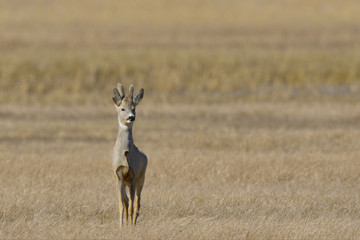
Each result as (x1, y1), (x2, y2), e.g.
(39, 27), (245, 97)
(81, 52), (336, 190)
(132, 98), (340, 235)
(133, 88), (144, 106)
(113, 88), (122, 106)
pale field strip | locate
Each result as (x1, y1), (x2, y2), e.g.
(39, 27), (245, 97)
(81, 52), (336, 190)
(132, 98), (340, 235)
(1, 0), (360, 104)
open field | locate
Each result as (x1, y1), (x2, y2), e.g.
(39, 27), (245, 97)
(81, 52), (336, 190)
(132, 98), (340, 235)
(1, 0), (360, 103)
(1, 0), (360, 239)
(1, 102), (360, 239)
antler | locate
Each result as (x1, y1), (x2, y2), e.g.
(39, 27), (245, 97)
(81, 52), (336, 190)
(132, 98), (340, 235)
(129, 84), (134, 99)
(117, 83), (126, 98)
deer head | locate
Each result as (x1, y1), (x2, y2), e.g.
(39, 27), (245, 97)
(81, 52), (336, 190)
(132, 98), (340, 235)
(113, 83), (144, 127)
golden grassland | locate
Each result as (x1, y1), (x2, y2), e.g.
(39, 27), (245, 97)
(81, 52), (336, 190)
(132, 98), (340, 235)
(1, 102), (360, 239)
(1, 0), (360, 239)
(1, 0), (360, 103)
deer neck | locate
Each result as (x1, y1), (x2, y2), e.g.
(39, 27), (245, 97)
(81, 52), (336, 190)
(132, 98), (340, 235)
(116, 124), (134, 151)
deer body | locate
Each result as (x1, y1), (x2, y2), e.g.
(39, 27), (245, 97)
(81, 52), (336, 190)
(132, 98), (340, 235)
(112, 83), (147, 227)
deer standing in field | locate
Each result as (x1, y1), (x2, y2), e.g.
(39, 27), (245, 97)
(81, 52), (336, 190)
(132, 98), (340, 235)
(112, 83), (147, 227)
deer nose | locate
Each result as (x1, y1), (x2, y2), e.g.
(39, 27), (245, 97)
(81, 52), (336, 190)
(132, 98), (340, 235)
(128, 115), (135, 121)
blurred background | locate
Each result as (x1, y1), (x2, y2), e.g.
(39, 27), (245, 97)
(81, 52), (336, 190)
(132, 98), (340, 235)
(1, 0), (360, 104)
(2, 1), (360, 238)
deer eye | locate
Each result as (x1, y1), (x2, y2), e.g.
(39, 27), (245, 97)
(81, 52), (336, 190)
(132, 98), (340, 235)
(121, 108), (126, 111)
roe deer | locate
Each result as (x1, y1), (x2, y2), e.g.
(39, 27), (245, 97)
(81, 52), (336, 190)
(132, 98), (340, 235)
(112, 83), (147, 227)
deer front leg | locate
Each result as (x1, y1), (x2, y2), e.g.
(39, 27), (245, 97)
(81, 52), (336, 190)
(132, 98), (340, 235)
(128, 183), (136, 225)
(123, 192), (129, 225)
(118, 184), (128, 227)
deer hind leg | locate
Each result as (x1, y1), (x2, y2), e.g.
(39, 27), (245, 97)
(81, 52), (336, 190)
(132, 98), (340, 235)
(133, 176), (145, 225)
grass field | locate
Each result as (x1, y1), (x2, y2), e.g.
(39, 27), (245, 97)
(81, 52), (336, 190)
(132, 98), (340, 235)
(1, 102), (360, 239)
(1, 0), (360, 239)
(1, 0), (360, 103)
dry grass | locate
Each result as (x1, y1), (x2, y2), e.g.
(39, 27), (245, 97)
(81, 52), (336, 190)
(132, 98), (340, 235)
(1, 0), (360, 238)
(1, 101), (360, 239)
(1, 0), (360, 103)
